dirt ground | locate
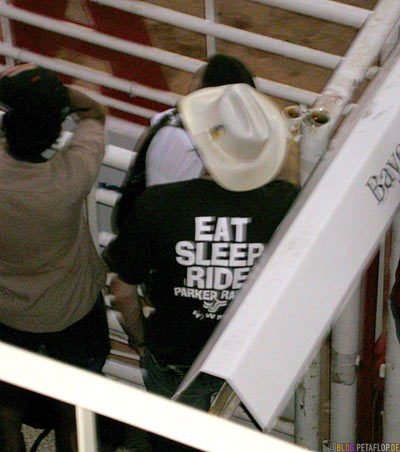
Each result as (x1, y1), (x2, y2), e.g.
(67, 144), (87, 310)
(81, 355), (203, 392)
(142, 0), (378, 108)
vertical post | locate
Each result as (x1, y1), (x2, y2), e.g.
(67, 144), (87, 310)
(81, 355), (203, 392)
(330, 282), (361, 443)
(294, 354), (321, 450)
(281, 105), (304, 187)
(204, 0), (216, 57)
(76, 406), (98, 452)
(299, 110), (330, 185)
(293, 108), (331, 450)
(383, 213), (400, 442)
(0, 0), (15, 66)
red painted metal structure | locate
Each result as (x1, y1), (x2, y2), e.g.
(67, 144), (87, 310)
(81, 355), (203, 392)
(10, 0), (170, 125)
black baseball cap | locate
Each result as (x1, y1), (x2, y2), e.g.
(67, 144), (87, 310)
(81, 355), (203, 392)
(0, 66), (70, 119)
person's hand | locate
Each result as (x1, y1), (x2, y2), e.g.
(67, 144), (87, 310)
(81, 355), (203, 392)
(67, 85), (106, 122)
(0, 63), (37, 78)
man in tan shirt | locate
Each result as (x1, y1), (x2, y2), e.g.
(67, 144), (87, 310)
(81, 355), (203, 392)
(0, 64), (109, 452)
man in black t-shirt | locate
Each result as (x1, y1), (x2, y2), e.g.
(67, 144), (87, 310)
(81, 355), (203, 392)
(105, 83), (298, 452)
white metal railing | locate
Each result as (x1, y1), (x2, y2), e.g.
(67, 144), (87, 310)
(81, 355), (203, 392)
(313, 0), (400, 132)
(0, 40), (318, 107)
(0, 341), (303, 452)
(249, 0), (370, 28)
(0, 41), (179, 106)
(88, 0), (342, 69)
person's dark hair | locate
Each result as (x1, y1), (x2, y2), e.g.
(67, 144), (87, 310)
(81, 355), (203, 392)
(0, 67), (70, 161)
(201, 54), (256, 89)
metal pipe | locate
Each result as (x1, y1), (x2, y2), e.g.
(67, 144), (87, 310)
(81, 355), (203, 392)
(330, 282), (361, 443)
(0, 42), (179, 106)
(0, 3), (201, 73)
(204, 0), (217, 56)
(88, 0), (342, 69)
(102, 358), (145, 385)
(294, 105), (325, 449)
(76, 407), (97, 452)
(248, 0), (370, 28)
(95, 187), (120, 207)
(299, 110), (330, 185)
(281, 105), (305, 186)
(312, 0), (400, 133)
(55, 132), (135, 172)
(256, 77), (317, 106)
(294, 355), (321, 450)
(0, 341), (306, 452)
(76, 86), (158, 119)
(383, 213), (400, 442)
(0, 42), (319, 108)
(104, 145), (135, 171)
(0, 0), (14, 66)
(107, 116), (145, 141)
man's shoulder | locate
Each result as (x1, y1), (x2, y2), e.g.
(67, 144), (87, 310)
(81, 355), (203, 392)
(264, 179), (300, 196)
(144, 178), (203, 196)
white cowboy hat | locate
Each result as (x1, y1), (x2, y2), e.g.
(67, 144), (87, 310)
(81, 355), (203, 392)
(178, 83), (288, 191)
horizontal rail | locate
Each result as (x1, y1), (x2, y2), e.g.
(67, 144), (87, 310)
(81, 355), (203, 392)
(103, 144), (135, 170)
(0, 3), (202, 72)
(107, 116), (145, 140)
(0, 42), (319, 108)
(88, 0), (342, 69)
(96, 187), (120, 207)
(77, 87), (158, 119)
(0, 42), (178, 106)
(255, 77), (317, 106)
(249, 0), (370, 28)
(0, 341), (303, 452)
(54, 132), (136, 171)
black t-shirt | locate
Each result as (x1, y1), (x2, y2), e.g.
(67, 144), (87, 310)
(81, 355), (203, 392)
(107, 178), (299, 365)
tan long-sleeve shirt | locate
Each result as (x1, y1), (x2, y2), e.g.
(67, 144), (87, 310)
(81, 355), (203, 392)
(0, 119), (107, 332)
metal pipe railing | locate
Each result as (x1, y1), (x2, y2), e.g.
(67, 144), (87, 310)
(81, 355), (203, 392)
(0, 42), (319, 108)
(255, 77), (317, 106)
(248, 0), (370, 28)
(204, 0), (217, 56)
(88, 0), (342, 69)
(70, 86), (158, 119)
(312, 0), (400, 133)
(0, 3), (202, 72)
(0, 341), (305, 452)
(0, 42), (179, 106)
(0, 0), (14, 66)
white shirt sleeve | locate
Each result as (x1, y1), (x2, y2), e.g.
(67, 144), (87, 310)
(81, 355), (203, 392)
(146, 124), (204, 187)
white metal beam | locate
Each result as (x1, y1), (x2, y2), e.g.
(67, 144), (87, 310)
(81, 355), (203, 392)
(0, 42), (318, 107)
(0, 42), (178, 106)
(175, 44), (400, 431)
(313, 0), (400, 132)
(249, 0), (370, 28)
(0, 341), (305, 452)
(88, 0), (341, 69)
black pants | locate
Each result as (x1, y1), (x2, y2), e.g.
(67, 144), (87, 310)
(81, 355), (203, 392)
(0, 293), (110, 428)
